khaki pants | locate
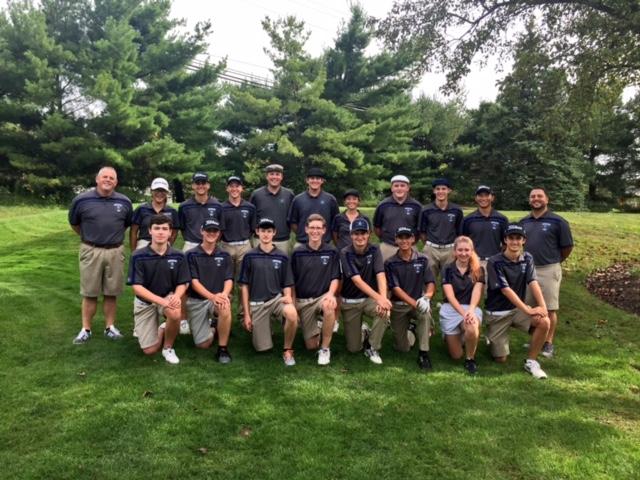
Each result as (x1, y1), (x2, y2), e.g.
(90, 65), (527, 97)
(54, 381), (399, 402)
(378, 242), (398, 262)
(296, 297), (324, 340)
(79, 243), (125, 297)
(133, 298), (166, 349)
(423, 243), (454, 280)
(220, 240), (251, 280)
(250, 295), (287, 351)
(390, 303), (431, 352)
(526, 263), (562, 310)
(485, 309), (531, 358)
(340, 298), (388, 352)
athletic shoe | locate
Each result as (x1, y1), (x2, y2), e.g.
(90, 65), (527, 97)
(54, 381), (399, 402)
(104, 325), (124, 340)
(283, 349), (296, 367)
(216, 348), (232, 364)
(317, 348), (331, 366)
(179, 319), (191, 335)
(333, 320), (339, 333)
(73, 329), (91, 344)
(417, 351), (433, 371)
(541, 342), (555, 358)
(364, 347), (383, 365)
(162, 348), (180, 365)
(464, 358), (478, 375)
(524, 359), (547, 379)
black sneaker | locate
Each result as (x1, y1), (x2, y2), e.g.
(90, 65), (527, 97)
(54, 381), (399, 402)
(417, 351), (432, 371)
(216, 348), (232, 364)
(464, 358), (478, 375)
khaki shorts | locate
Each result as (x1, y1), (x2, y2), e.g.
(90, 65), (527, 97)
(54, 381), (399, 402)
(250, 295), (287, 351)
(79, 243), (125, 297)
(186, 297), (216, 346)
(251, 238), (291, 256)
(526, 263), (562, 311)
(220, 240), (251, 279)
(439, 303), (483, 336)
(485, 309), (531, 358)
(135, 239), (150, 250)
(133, 298), (166, 349)
(378, 242), (398, 262)
(423, 244), (454, 280)
(296, 297), (325, 340)
(183, 241), (200, 252)
(340, 298), (388, 352)
(390, 303), (431, 352)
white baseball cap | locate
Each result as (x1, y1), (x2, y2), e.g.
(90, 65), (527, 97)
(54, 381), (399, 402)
(150, 177), (170, 191)
(390, 174), (410, 184)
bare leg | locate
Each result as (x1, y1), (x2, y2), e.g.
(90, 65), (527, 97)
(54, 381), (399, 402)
(546, 311), (558, 343)
(282, 305), (298, 349)
(103, 295), (117, 328)
(81, 297), (98, 330)
(528, 315), (550, 360)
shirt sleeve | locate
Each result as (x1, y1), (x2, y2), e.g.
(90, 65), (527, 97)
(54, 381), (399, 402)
(340, 250), (358, 279)
(384, 261), (399, 289)
(124, 201), (133, 228)
(283, 256), (295, 287)
(176, 254), (191, 285)
(171, 208), (181, 230)
(238, 254), (251, 285)
(418, 208), (428, 234)
(373, 204), (382, 228)
(68, 197), (81, 226)
(423, 260), (436, 285)
(455, 208), (463, 235)
(373, 246), (385, 274)
(127, 253), (145, 286)
(177, 204), (186, 231)
(525, 255), (537, 284)
(224, 254), (234, 281)
(187, 251), (200, 279)
(488, 258), (507, 290)
(287, 197), (300, 225)
(330, 251), (341, 280)
(559, 219), (574, 248)
(132, 206), (143, 226)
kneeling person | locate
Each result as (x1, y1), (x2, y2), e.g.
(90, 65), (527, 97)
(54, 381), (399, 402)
(127, 215), (190, 364)
(185, 219), (234, 363)
(239, 218), (299, 366)
(385, 227), (436, 371)
(291, 214), (340, 365)
(485, 224), (551, 379)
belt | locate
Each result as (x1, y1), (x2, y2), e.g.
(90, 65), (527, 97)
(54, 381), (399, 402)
(249, 301), (265, 306)
(82, 241), (122, 249)
(426, 241), (454, 249)
(225, 240), (250, 246)
(296, 298), (318, 304)
(341, 298), (366, 304)
(393, 301), (409, 306)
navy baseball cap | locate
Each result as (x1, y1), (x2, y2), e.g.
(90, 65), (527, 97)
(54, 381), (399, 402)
(475, 185), (493, 195)
(350, 218), (370, 233)
(504, 223), (526, 238)
(395, 226), (414, 237)
(192, 172), (209, 183)
(432, 178), (452, 188)
(343, 189), (360, 199)
(307, 167), (325, 178)
(257, 218), (276, 229)
(202, 219), (221, 231)
(226, 175), (243, 185)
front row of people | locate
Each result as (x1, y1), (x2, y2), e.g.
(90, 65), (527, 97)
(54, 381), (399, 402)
(128, 213), (551, 379)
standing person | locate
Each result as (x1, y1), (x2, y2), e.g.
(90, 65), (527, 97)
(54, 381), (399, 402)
(238, 218), (299, 366)
(127, 215), (190, 365)
(185, 219), (234, 364)
(385, 227), (436, 371)
(249, 164), (295, 254)
(69, 166), (132, 344)
(520, 188), (574, 358)
(291, 214), (341, 365)
(373, 175), (422, 262)
(288, 167), (339, 248)
(340, 218), (392, 364)
(485, 224), (551, 379)
(419, 178), (464, 280)
(220, 175), (256, 278)
(331, 189), (371, 251)
(439, 236), (485, 375)
(130, 177), (179, 251)
(461, 185), (508, 262)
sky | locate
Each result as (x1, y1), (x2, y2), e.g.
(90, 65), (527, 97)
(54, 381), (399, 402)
(170, 0), (505, 108)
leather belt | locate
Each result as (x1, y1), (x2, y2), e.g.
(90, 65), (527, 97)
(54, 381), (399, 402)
(82, 241), (122, 249)
(426, 241), (454, 249)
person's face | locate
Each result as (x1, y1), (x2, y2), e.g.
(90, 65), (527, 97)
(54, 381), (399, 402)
(226, 181), (243, 199)
(201, 228), (220, 243)
(505, 234), (525, 253)
(395, 234), (415, 251)
(475, 192), (493, 209)
(529, 189), (548, 210)
(391, 182), (409, 199)
(192, 180), (210, 196)
(152, 189), (168, 203)
(266, 171), (283, 188)
(344, 195), (360, 210)
(149, 223), (171, 243)
(95, 168), (117, 194)
(257, 227), (276, 243)
(305, 220), (325, 243)
(434, 185), (451, 201)
(350, 230), (370, 249)
(307, 176), (324, 190)
(454, 241), (473, 262)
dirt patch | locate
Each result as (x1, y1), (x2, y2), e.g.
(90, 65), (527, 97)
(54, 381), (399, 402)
(585, 262), (640, 316)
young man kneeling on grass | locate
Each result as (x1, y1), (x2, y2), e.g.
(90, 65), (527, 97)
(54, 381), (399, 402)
(127, 215), (190, 365)
(485, 224), (551, 379)
(185, 219), (233, 364)
(239, 218), (299, 366)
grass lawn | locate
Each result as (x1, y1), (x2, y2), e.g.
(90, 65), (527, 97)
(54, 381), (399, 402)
(0, 205), (638, 479)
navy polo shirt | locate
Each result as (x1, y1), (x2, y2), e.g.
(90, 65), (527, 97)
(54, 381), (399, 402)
(291, 243), (341, 298)
(485, 252), (537, 311)
(178, 197), (225, 243)
(185, 245), (234, 299)
(520, 211), (573, 266)
(441, 261), (485, 305)
(331, 212), (371, 250)
(373, 196), (422, 245)
(69, 189), (133, 245)
(419, 202), (464, 245)
(385, 250), (435, 301)
(340, 244), (385, 299)
(462, 209), (509, 259)
(127, 246), (190, 301)
(238, 246), (294, 302)
(288, 190), (339, 243)
(249, 186), (295, 242)
(221, 200), (256, 242)
(132, 203), (180, 241)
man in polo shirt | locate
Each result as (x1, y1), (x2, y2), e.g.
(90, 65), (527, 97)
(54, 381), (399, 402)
(373, 175), (422, 262)
(288, 167), (339, 249)
(462, 185), (508, 262)
(69, 166), (132, 344)
(185, 219), (234, 363)
(291, 214), (341, 365)
(419, 178), (464, 279)
(220, 175), (256, 278)
(385, 227), (436, 370)
(332, 189), (371, 251)
(249, 164), (295, 254)
(485, 224), (551, 379)
(340, 218), (392, 364)
(130, 177), (179, 251)
(238, 218), (299, 366)
(127, 215), (191, 365)
(520, 188), (574, 358)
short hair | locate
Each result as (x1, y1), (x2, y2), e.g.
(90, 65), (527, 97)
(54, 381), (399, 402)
(306, 213), (326, 227)
(530, 187), (548, 197)
(96, 166), (117, 179)
(149, 214), (172, 228)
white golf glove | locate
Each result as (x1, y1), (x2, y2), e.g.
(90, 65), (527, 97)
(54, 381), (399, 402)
(416, 296), (431, 314)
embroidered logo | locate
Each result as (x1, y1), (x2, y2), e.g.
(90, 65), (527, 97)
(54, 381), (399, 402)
(542, 222), (551, 232)
(272, 259), (282, 270)
(207, 208), (217, 217)
(491, 221), (500, 230)
(114, 202), (124, 213)
(447, 213), (456, 223)
(366, 254), (373, 265)
(320, 255), (330, 266)
(241, 209), (249, 219)
(167, 259), (178, 270)
(214, 256), (224, 267)
(413, 262), (423, 274)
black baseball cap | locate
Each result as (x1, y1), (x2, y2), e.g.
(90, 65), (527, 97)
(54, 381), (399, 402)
(504, 223), (526, 238)
(432, 177), (452, 188)
(475, 185), (493, 195)
(307, 167), (325, 178)
(202, 219), (221, 231)
(343, 189), (360, 199)
(192, 172), (209, 183)
(257, 218), (276, 229)
(350, 218), (370, 233)
(226, 175), (243, 185)
(395, 226), (414, 237)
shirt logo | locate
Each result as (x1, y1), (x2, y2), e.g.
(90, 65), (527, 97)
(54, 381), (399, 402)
(447, 213), (456, 223)
(163, 212), (172, 218)
(542, 222), (551, 232)
(491, 221), (500, 230)
(320, 200), (325, 205)
(521, 263), (527, 274)
(214, 256), (224, 267)
(114, 202), (124, 213)
(167, 259), (178, 270)
(272, 259), (282, 270)
(404, 207), (413, 216)
(207, 208), (216, 217)
(241, 209), (249, 218)
(320, 255), (330, 266)
(413, 263), (423, 274)
(366, 254), (373, 265)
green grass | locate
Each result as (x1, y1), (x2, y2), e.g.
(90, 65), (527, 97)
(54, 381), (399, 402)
(0, 206), (639, 479)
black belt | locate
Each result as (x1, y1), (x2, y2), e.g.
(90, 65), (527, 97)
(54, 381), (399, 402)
(82, 241), (122, 249)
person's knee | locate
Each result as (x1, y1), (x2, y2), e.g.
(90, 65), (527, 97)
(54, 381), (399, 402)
(305, 335), (320, 350)
(142, 345), (160, 356)
(493, 356), (507, 363)
(450, 350), (464, 360)
(195, 338), (213, 349)
(165, 308), (181, 322)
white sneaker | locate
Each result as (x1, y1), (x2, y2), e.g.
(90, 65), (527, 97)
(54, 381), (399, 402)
(162, 348), (180, 365)
(318, 348), (331, 366)
(364, 347), (383, 365)
(104, 325), (124, 340)
(524, 359), (547, 379)
(179, 319), (191, 335)
(73, 329), (91, 344)
(333, 320), (339, 333)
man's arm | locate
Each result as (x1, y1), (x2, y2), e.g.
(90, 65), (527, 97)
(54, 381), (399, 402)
(443, 283), (466, 316)
(560, 246), (573, 262)
(71, 225), (81, 236)
(129, 224), (139, 251)
(240, 284), (252, 331)
(500, 283), (547, 318)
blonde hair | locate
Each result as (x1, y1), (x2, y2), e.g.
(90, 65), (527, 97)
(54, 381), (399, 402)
(453, 235), (482, 283)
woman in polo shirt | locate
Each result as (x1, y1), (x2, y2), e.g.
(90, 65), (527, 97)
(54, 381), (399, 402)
(439, 235), (484, 374)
